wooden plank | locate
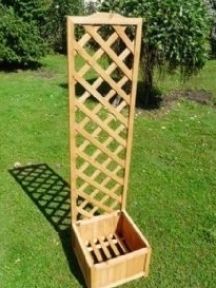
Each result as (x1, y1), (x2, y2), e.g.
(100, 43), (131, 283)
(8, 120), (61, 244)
(98, 237), (112, 260)
(77, 106), (123, 156)
(78, 159), (121, 215)
(77, 134), (123, 208)
(74, 74), (128, 127)
(144, 247), (152, 276)
(122, 19), (142, 210)
(77, 45), (130, 106)
(90, 240), (103, 263)
(73, 40), (131, 103)
(114, 234), (128, 254)
(69, 13), (140, 26)
(84, 25), (133, 81)
(78, 190), (98, 212)
(78, 210), (119, 226)
(107, 236), (120, 256)
(87, 237), (119, 251)
(123, 210), (151, 248)
(75, 100), (127, 147)
(78, 32), (92, 47)
(67, 17), (78, 224)
(116, 99), (128, 112)
(76, 206), (94, 219)
(114, 26), (135, 54)
(77, 211), (120, 242)
(77, 149), (124, 186)
(78, 190), (113, 214)
(77, 152), (120, 216)
(78, 31), (119, 77)
(77, 170), (121, 203)
(75, 124), (125, 168)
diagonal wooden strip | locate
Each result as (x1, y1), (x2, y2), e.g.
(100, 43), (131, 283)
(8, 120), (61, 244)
(78, 31), (119, 77)
(78, 115), (125, 158)
(78, 190), (98, 210)
(74, 75), (128, 127)
(79, 156), (122, 191)
(77, 161), (109, 214)
(113, 26), (135, 54)
(73, 41), (130, 105)
(77, 113), (112, 155)
(76, 112), (125, 213)
(77, 47), (131, 104)
(78, 44), (130, 79)
(99, 181), (121, 207)
(78, 190), (113, 213)
(78, 117), (89, 130)
(77, 26), (99, 47)
(75, 100), (126, 147)
(77, 149), (124, 186)
(116, 100), (128, 112)
(76, 206), (93, 218)
(84, 26), (132, 80)
(99, 162), (123, 199)
(74, 46), (130, 106)
(110, 200), (120, 210)
(75, 124), (125, 167)
(77, 103), (123, 141)
(88, 205), (99, 216)
(78, 155), (121, 214)
(77, 170), (121, 203)
(78, 32), (91, 47)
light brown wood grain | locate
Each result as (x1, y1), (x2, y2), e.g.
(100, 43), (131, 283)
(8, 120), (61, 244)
(122, 19), (143, 210)
(68, 13), (151, 288)
(67, 17), (78, 223)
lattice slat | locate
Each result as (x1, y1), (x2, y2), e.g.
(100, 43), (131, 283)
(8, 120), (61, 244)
(84, 25), (133, 80)
(68, 13), (142, 222)
(73, 42), (131, 104)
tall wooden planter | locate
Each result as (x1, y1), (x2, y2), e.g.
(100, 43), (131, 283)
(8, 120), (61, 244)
(67, 12), (151, 288)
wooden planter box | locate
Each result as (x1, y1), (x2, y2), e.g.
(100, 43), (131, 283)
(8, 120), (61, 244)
(73, 211), (151, 288)
(67, 12), (151, 288)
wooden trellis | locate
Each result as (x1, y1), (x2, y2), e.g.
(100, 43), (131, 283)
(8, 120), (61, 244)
(67, 12), (151, 288)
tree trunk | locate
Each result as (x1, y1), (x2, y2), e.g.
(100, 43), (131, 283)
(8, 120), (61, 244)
(142, 47), (155, 106)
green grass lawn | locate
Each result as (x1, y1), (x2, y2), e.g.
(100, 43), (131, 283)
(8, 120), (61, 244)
(0, 55), (216, 288)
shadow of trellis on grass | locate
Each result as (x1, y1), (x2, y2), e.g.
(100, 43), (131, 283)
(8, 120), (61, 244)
(9, 163), (85, 287)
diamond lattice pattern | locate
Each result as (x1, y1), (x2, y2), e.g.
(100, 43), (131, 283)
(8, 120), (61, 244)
(72, 24), (136, 220)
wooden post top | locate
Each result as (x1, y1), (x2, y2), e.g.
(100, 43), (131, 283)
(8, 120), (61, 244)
(67, 12), (142, 26)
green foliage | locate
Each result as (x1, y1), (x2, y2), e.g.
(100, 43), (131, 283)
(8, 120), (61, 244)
(0, 54), (216, 288)
(1, 0), (50, 22)
(98, 0), (210, 102)
(0, 4), (46, 66)
(46, 0), (84, 53)
(207, 0), (216, 57)
(0, 0), (84, 65)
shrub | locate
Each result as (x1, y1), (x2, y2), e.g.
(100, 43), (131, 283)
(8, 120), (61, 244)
(46, 0), (84, 53)
(98, 0), (210, 105)
(206, 0), (216, 57)
(0, 5), (46, 67)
